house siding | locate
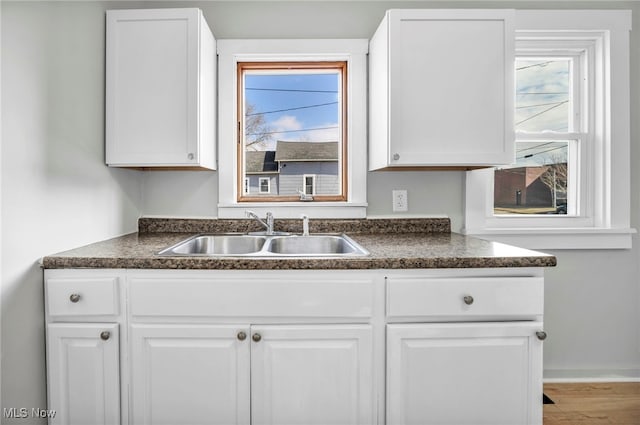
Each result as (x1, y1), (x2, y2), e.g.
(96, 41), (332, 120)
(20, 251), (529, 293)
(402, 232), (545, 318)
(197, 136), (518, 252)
(279, 161), (339, 195)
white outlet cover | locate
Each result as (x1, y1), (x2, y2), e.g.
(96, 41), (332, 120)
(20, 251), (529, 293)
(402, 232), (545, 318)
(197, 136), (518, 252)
(392, 190), (408, 212)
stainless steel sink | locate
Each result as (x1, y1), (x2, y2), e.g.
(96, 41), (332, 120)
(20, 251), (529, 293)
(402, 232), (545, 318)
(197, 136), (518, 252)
(158, 234), (266, 256)
(158, 234), (368, 257)
(267, 235), (367, 256)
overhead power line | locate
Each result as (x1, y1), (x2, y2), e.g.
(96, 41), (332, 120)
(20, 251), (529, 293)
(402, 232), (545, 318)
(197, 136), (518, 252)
(246, 125), (339, 137)
(246, 101), (338, 117)
(517, 92), (569, 95)
(518, 145), (566, 160)
(517, 142), (557, 153)
(516, 101), (569, 110)
(246, 87), (338, 94)
(516, 61), (554, 71)
(516, 100), (569, 126)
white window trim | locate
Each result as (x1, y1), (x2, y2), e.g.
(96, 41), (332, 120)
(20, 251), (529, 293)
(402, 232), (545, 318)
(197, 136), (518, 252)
(303, 174), (316, 196)
(258, 177), (271, 194)
(217, 39), (368, 219)
(464, 10), (636, 250)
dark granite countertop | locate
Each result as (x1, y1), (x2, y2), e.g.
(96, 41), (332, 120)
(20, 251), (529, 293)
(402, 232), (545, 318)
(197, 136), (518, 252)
(41, 218), (556, 270)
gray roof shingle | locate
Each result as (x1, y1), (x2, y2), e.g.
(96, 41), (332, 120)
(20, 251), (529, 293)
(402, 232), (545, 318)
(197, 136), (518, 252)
(274, 141), (338, 162)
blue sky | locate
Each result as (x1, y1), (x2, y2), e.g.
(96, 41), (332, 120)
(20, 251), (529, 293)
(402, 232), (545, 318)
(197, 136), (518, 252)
(244, 71), (340, 150)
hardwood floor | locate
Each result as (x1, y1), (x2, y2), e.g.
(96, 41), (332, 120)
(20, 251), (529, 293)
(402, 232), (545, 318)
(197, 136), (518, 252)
(543, 382), (640, 425)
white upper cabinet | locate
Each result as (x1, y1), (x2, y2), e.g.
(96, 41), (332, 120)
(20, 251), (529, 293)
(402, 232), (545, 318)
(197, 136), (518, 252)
(106, 8), (216, 169)
(369, 9), (515, 170)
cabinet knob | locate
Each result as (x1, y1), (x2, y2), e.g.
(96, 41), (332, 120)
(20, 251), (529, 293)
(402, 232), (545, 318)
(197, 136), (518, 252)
(536, 331), (547, 341)
(463, 295), (474, 305)
(100, 331), (111, 341)
(237, 331), (247, 341)
(252, 333), (262, 342)
(392, 153), (400, 161)
(69, 294), (81, 303)
(187, 153), (195, 160)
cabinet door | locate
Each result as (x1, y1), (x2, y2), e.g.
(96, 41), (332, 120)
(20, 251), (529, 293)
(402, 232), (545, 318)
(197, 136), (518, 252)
(387, 322), (543, 425)
(251, 325), (374, 425)
(130, 324), (250, 425)
(371, 9), (514, 168)
(47, 323), (120, 425)
(106, 8), (216, 168)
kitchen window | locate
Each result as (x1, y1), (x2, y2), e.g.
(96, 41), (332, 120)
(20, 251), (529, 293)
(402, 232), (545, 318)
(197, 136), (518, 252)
(238, 62), (346, 202)
(217, 39), (368, 218)
(464, 10), (634, 249)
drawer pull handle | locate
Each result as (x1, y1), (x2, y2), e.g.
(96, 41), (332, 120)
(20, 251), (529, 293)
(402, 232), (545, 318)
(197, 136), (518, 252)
(237, 331), (247, 341)
(100, 331), (111, 341)
(536, 331), (547, 341)
(463, 295), (474, 305)
(252, 333), (262, 343)
(69, 294), (81, 303)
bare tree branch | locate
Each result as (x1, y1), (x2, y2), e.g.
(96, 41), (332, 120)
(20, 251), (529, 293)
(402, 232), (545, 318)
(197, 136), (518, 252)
(244, 103), (273, 150)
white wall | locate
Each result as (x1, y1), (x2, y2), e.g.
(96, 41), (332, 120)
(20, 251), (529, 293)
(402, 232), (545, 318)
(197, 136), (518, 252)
(1, 2), (141, 422)
(0, 0), (638, 423)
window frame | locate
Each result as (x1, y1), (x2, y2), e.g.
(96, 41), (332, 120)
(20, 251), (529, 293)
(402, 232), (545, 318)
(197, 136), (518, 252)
(217, 39), (368, 219)
(464, 10), (635, 249)
(237, 61), (347, 203)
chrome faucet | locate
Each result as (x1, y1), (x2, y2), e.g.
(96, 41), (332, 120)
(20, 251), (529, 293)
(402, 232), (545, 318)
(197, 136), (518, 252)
(301, 214), (310, 236)
(245, 210), (274, 235)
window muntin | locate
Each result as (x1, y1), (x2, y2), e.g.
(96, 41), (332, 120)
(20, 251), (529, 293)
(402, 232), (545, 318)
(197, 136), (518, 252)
(237, 62), (347, 202)
(494, 54), (584, 216)
(258, 177), (271, 194)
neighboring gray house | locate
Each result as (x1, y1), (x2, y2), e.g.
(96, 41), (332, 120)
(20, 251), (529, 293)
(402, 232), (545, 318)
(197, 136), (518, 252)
(244, 150), (278, 195)
(244, 141), (339, 196)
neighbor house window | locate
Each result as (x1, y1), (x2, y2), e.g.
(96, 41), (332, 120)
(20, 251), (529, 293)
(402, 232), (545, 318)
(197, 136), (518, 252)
(303, 174), (316, 195)
(464, 11), (634, 249)
(258, 177), (270, 194)
(238, 62), (347, 202)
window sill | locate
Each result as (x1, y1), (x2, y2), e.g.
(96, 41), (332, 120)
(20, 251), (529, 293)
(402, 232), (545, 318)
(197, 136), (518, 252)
(461, 227), (636, 250)
(218, 202), (368, 219)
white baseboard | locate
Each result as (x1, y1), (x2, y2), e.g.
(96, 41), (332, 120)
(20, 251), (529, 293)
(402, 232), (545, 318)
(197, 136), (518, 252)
(544, 369), (640, 383)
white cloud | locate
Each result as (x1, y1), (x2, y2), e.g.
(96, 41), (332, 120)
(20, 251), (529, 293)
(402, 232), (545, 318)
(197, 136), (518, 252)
(305, 123), (340, 142)
(272, 115), (302, 132)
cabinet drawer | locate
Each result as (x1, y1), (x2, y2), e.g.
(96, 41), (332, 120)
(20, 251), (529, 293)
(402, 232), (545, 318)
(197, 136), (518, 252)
(129, 277), (374, 319)
(47, 277), (120, 318)
(387, 276), (543, 320)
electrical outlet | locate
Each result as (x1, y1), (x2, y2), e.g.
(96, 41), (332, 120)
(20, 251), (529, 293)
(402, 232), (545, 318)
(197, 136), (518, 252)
(392, 190), (408, 212)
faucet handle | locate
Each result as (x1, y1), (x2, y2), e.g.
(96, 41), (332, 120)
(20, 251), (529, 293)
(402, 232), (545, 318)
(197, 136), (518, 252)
(301, 214), (310, 236)
(297, 190), (314, 201)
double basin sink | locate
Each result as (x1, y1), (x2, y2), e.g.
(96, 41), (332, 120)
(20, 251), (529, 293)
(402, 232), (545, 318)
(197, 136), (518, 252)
(158, 233), (369, 257)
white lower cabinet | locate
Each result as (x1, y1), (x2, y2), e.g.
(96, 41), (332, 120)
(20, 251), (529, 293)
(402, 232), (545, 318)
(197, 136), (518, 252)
(46, 323), (121, 425)
(130, 324), (251, 425)
(45, 268), (545, 425)
(250, 325), (373, 425)
(129, 324), (373, 425)
(387, 322), (543, 425)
